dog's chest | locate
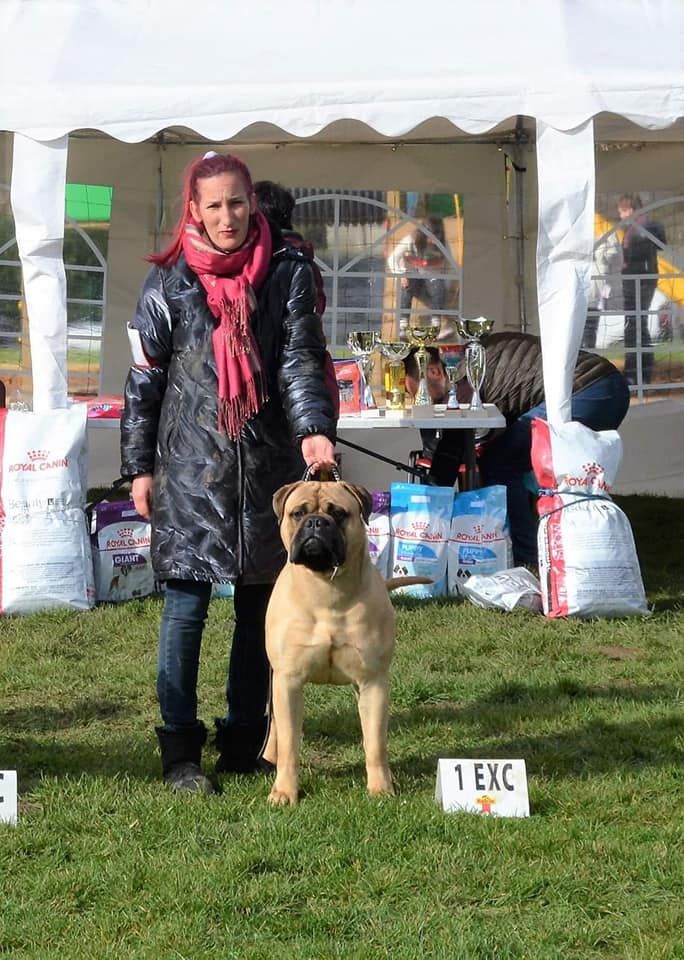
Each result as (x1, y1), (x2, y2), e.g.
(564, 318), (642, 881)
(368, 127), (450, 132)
(301, 607), (392, 684)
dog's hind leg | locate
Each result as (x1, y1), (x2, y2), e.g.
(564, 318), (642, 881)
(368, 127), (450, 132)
(357, 679), (395, 796)
(268, 673), (305, 806)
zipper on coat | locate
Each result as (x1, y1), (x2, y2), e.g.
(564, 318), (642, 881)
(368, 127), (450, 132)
(236, 436), (244, 578)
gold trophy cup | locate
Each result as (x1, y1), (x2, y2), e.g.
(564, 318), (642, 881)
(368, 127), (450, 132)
(407, 322), (438, 407)
(379, 340), (411, 410)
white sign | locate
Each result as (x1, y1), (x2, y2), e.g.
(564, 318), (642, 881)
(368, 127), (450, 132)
(435, 758), (530, 817)
(0, 770), (18, 825)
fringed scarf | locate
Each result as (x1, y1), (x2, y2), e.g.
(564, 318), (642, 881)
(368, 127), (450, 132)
(182, 209), (272, 439)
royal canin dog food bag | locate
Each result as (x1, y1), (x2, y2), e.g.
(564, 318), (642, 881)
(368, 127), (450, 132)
(0, 405), (95, 614)
(531, 418), (648, 619)
(366, 490), (392, 578)
(389, 482), (453, 597)
(447, 485), (512, 597)
(90, 499), (157, 603)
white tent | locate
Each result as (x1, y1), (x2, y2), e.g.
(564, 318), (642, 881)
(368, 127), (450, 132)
(1, 0), (683, 420)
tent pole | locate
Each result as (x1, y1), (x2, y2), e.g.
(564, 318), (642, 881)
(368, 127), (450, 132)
(154, 133), (166, 253)
(513, 117), (529, 332)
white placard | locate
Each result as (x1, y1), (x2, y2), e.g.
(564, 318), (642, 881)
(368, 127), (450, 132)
(0, 770), (18, 825)
(435, 758), (530, 817)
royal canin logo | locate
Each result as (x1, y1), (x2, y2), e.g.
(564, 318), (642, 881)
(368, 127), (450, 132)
(562, 459), (609, 491)
(8, 449), (69, 472)
(118, 527), (134, 539)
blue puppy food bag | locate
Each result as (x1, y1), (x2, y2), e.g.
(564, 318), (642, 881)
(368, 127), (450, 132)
(389, 483), (454, 597)
(448, 485), (512, 597)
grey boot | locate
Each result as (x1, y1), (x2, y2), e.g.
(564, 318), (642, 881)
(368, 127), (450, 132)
(156, 724), (215, 794)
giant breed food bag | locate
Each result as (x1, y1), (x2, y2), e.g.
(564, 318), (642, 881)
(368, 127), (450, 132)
(91, 499), (157, 603)
(531, 418), (648, 619)
(0, 405), (94, 614)
(366, 490), (392, 578)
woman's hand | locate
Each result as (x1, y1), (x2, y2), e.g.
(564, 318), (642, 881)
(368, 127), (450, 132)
(301, 434), (336, 477)
(131, 473), (154, 520)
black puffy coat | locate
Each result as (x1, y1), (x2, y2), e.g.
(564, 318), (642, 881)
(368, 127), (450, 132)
(120, 235), (336, 585)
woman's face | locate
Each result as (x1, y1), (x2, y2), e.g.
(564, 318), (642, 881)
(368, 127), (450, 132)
(189, 172), (256, 253)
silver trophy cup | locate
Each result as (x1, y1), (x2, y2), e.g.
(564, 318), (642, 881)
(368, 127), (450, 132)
(347, 330), (379, 410)
(455, 316), (495, 410)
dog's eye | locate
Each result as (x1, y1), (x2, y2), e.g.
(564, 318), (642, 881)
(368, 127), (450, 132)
(291, 508), (307, 522)
(328, 507), (348, 524)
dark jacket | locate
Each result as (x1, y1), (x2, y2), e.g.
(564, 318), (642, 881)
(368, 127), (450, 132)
(120, 236), (336, 585)
(622, 217), (666, 276)
(481, 332), (621, 425)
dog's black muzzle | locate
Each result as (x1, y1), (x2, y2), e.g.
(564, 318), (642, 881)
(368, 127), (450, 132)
(289, 513), (347, 572)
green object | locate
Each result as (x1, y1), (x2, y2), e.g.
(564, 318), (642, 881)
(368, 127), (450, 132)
(428, 193), (458, 217)
(65, 183), (112, 222)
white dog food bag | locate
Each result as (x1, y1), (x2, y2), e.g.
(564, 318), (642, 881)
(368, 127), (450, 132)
(0, 405), (95, 614)
(90, 499), (157, 603)
(367, 490), (392, 578)
(390, 482), (453, 597)
(531, 418), (649, 619)
(448, 485), (512, 597)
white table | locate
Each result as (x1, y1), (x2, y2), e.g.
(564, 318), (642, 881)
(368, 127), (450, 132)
(86, 403), (506, 489)
(337, 404), (505, 488)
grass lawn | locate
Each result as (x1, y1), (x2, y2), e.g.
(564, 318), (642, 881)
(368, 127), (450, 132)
(1, 494), (682, 959)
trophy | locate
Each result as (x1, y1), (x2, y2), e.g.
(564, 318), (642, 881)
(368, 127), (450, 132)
(455, 316), (495, 410)
(407, 322), (438, 407)
(347, 330), (379, 412)
(441, 347), (465, 410)
(379, 340), (411, 411)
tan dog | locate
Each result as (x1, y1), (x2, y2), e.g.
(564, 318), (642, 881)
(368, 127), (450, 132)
(262, 479), (427, 806)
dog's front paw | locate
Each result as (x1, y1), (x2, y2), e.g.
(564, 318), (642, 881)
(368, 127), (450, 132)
(268, 784), (299, 806)
(367, 768), (395, 797)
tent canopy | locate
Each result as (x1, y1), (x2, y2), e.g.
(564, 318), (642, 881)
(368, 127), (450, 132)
(2, 0), (683, 414)
(2, 0), (683, 141)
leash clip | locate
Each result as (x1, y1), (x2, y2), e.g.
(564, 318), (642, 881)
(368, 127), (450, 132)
(302, 463), (342, 482)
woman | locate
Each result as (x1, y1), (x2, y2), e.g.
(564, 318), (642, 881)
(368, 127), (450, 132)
(121, 152), (337, 793)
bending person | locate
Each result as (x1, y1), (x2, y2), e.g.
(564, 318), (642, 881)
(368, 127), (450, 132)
(404, 333), (630, 566)
(121, 151), (337, 793)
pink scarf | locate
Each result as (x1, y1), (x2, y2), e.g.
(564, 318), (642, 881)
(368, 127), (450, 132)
(182, 209), (273, 438)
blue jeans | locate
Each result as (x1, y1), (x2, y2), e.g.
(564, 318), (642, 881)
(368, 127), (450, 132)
(478, 372), (631, 565)
(157, 579), (272, 733)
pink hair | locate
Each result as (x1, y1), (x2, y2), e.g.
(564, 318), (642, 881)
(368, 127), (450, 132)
(148, 152), (255, 267)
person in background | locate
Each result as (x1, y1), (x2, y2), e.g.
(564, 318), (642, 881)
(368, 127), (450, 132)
(254, 180), (340, 418)
(404, 332), (630, 567)
(582, 222), (623, 350)
(617, 193), (666, 384)
(253, 180), (326, 316)
(387, 214), (450, 340)
(121, 152), (337, 793)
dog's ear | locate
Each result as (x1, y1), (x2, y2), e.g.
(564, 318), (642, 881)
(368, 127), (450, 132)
(272, 481), (304, 522)
(340, 482), (372, 523)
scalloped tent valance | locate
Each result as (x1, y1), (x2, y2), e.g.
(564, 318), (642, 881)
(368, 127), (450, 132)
(1, 0), (683, 141)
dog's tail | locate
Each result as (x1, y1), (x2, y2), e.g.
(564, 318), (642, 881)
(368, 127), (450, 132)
(385, 576), (433, 591)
